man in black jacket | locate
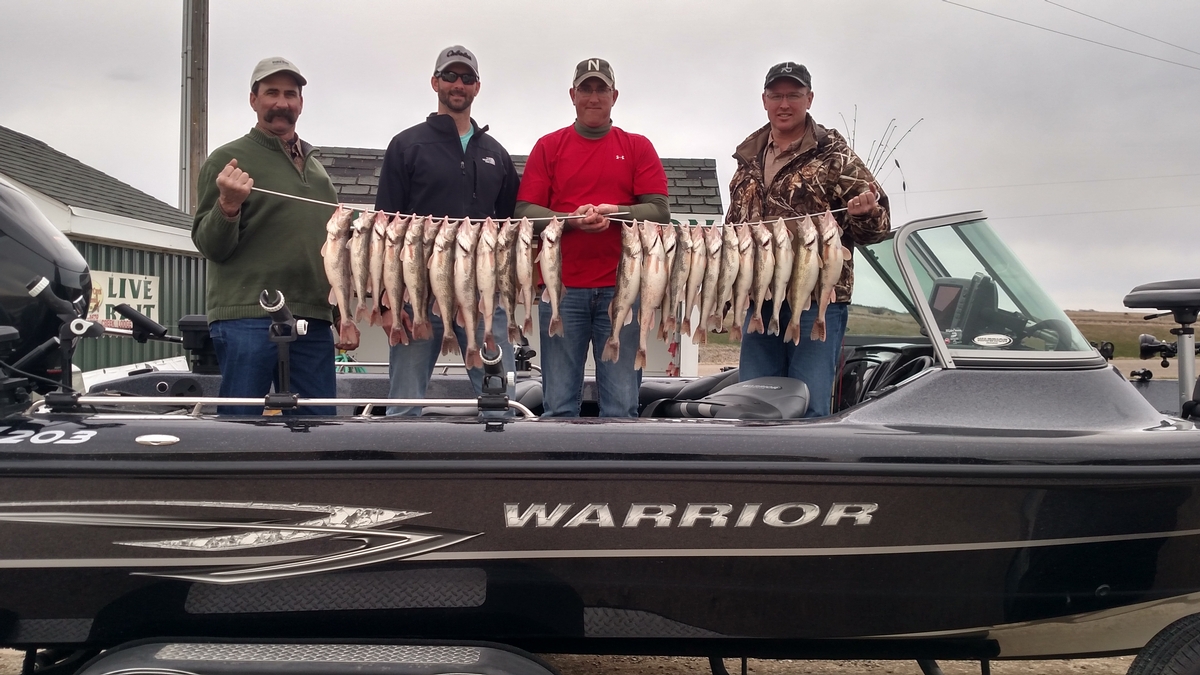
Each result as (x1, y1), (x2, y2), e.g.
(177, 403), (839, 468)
(376, 45), (520, 415)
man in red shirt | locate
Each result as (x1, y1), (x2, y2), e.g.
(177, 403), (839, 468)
(515, 58), (669, 417)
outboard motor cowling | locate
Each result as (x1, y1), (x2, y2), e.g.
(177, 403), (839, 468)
(0, 178), (91, 390)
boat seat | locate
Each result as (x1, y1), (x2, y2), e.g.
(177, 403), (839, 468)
(639, 369), (740, 407)
(640, 376), (808, 420)
(1124, 279), (1200, 314)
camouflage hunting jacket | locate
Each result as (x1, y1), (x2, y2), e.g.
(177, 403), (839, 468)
(727, 116), (890, 304)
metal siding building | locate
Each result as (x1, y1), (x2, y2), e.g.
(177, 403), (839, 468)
(72, 240), (205, 371)
(0, 124), (205, 372)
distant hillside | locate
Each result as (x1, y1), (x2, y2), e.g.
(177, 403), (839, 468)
(1065, 310), (1179, 358)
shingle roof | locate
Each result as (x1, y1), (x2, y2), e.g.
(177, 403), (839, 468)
(0, 124), (191, 230)
(317, 146), (723, 215)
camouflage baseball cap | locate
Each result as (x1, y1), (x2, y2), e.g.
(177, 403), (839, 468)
(573, 58), (615, 88)
(764, 62), (811, 89)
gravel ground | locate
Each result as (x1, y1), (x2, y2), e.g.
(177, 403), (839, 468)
(0, 650), (1135, 675)
(544, 655), (1135, 675)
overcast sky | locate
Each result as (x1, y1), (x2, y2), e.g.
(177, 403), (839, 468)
(2, 0), (1197, 311)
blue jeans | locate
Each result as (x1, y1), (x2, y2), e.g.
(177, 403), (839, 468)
(739, 301), (848, 418)
(209, 317), (336, 415)
(386, 301), (515, 416)
(540, 286), (641, 418)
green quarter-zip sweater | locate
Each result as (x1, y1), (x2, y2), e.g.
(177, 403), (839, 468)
(192, 127), (338, 323)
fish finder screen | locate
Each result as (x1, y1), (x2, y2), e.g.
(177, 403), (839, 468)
(930, 283), (963, 327)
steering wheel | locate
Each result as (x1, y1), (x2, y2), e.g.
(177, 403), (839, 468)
(871, 355), (934, 392)
(1018, 318), (1075, 351)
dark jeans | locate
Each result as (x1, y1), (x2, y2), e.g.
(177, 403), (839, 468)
(539, 286), (641, 418)
(739, 301), (848, 418)
(209, 317), (336, 415)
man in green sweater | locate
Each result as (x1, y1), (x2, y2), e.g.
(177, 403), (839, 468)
(192, 57), (349, 415)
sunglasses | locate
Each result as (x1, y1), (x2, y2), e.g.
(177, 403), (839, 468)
(436, 71), (478, 85)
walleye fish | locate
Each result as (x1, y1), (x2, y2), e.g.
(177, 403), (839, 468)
(368, 210), (389, 326)
(602, 221), (644, 363)
(382, 214), (410, 346)
(320, 205), (359, 348)
(475, 217), (500, 355)
(656, 223), (678, 341)
(694, 224), (722, 344)
(784, 214), (822, 346)
(400, 213), (432, 341)
(812, 209), (849, 342)
(747, 222), (775, 335)
(422, 216), (440, 267)
(716, 223), (740, 331)
(496, 219), (521, 344)
(730, 225), (754, 342)
(681, 224), (707, 336)
(636, 221), (668, 370)
(349, 210), (374, 321)
(454, 218), (483, 368)
(515, 217), (536, 339)
(428, 216), (458, 356)
(538, 217), (565, 338)
(767, 218), (794, 336)
(665, 223), (692, 338)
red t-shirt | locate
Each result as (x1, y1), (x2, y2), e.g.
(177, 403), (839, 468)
(517, 125), (668, 287)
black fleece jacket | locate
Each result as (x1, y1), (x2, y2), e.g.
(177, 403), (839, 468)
(375, 113), (519, 219)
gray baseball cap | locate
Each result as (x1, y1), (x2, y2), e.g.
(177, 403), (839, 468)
(764, 62), (811, 89)
(573, 58), (615, 88)
(435, 45), (479, 75)
(250, 56), (307, 88)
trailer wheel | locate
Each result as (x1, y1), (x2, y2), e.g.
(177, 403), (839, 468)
(1129, 613), (1200, 675)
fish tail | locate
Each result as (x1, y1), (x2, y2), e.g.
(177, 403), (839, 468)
(508, 324), (522, 344)
(635, 348), (647, 371)
(601, 337), (621, 363)
(748, 313), (764, 335)
(413, 319), (432, 341)
(549, 314), (564, 338)
(731, 324), (742, 343)
(811, 319), (827, 342)
(523, 315), (534, 338)
(441, 333), (459, 356)
(467, 348), (482, 370)
(681, 318), (691, 336)
(783, 322), (797, 345)
(389, 323), (410, 347)
(692, 328), (706, 345)
(767, 317), (779, 336)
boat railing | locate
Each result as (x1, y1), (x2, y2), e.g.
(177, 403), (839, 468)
(52, 395), (539, 419)
(335, 361), (542, 374)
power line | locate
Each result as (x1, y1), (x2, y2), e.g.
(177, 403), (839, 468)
(1043, 0), (1200, 58)
(941, 0), (1200, 72)
(905, 172), (1200, 194)
(989, 202), (1200, 221)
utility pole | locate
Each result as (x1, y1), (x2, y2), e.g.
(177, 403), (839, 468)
(179, 0), (208, 215)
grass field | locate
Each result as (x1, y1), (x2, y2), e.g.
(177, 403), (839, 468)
(698, 306), (1190, 371)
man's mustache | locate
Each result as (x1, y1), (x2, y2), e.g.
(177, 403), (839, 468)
(265, 108), (297, 123)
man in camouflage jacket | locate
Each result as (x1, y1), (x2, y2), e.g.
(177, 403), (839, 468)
(728, 62), (890, 417)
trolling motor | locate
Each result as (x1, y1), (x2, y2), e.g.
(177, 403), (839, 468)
(259, 290), (307, 410)
(25, 276), (105, 409)
(1124, 279), (1200, 419)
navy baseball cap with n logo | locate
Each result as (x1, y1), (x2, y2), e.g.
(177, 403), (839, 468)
(573, 58), (615, 88)
(764, 62), (811, 89)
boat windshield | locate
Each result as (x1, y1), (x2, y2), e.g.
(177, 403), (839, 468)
(896, 217), (1093, 359)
